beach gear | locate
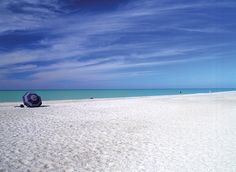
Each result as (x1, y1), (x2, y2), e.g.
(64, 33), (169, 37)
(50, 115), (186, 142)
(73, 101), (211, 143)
(23, 92), (42, 107)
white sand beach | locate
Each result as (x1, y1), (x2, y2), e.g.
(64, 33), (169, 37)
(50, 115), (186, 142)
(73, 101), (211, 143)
(0, 92), (236, 172)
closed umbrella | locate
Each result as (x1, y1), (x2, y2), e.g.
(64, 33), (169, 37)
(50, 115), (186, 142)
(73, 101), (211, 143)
(23, 92), (42, 107)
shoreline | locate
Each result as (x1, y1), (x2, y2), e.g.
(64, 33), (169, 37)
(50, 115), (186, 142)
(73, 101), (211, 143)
(1, 90), (236, 105)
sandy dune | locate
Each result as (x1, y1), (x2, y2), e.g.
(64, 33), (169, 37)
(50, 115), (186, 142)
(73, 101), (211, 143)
(0, 92), (236, 171)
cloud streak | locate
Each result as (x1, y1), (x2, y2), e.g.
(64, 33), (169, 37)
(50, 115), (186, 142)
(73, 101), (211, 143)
(0, 0), (236, 88)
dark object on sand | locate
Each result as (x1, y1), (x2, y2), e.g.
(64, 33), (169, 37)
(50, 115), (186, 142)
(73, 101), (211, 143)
(90, 97), (94, 99)
(23, 92), (42, 107)
(14, 104), (25, 108)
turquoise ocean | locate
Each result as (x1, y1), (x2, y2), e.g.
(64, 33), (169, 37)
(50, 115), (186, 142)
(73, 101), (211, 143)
(0, 88), (235, 102)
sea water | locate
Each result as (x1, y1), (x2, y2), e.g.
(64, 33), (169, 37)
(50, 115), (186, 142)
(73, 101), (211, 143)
(0, 88), (235, 102)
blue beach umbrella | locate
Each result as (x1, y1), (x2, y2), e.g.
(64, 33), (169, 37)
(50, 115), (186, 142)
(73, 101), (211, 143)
(23, 92), (42, 107)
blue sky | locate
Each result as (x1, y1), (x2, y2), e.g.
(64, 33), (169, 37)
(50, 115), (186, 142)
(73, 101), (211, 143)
(0, 0), (236, 89)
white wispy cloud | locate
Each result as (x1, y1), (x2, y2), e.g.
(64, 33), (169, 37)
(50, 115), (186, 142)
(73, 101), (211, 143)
(175, 27), (228, 33)
(0, 0), (235, 88)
